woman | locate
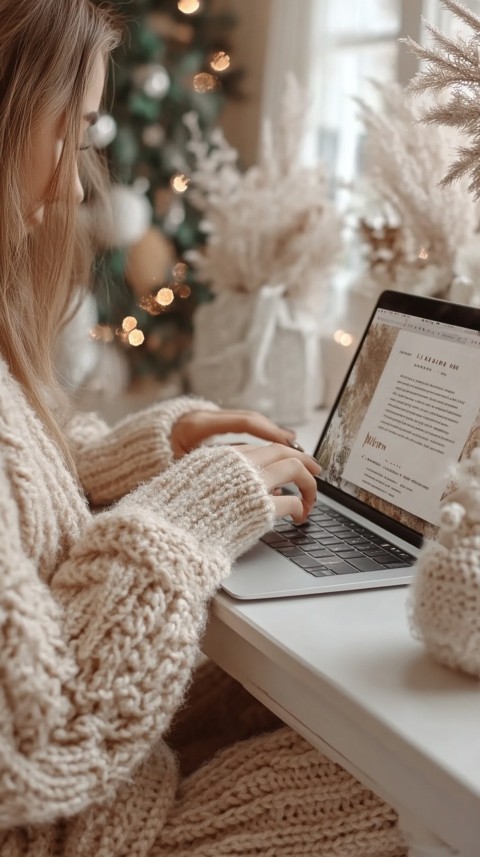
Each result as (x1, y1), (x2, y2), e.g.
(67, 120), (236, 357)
(0, 1), (405, 854)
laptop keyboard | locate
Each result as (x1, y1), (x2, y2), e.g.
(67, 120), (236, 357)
(260, 500), (416, 578)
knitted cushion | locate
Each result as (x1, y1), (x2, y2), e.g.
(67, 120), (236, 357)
(409, 448), (480, 676)
(154, 726), (406, 857)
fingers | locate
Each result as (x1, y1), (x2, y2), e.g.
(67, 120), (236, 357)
(239, 443), (321, 523)
(272, 494), (305, 524)
(263, 458), (318, 519)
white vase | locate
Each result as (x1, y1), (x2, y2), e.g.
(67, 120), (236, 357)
(189, 286), (322, 425)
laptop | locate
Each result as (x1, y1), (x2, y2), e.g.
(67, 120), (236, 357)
(222, 289), (480, 599)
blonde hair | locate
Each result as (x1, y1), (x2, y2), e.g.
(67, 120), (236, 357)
(0, 0), (121, 468)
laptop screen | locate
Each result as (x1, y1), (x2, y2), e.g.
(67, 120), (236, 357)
(315, 292), (480, 543)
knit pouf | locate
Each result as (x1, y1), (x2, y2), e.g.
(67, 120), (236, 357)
(154, 726), (406, 857)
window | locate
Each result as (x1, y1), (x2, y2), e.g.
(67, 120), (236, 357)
(262, 0), (480, 184)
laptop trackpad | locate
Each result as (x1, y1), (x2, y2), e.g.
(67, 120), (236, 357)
(222, 542), (339, 600)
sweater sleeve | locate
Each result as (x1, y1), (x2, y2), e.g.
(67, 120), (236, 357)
(67, 396), (219, 506)
(0, 445), (274, 828)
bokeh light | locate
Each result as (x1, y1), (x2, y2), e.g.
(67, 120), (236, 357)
(128, 329), (145, 347)
(178, 0), (201, 14)
(210, 51), (231, 72)
(333, 329), (354, 347)
(156, 287), (175, 306)
(193, 72), (218, 93)
(122, 316), (138, 333)
(173, 262), (188, 280)
(170, 173), (190, 193)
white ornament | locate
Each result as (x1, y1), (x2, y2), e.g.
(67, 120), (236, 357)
(134, 64), (170, 100)
(89, 114), (117, 149)
(106, 184), (153, 247)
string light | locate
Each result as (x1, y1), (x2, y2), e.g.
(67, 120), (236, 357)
(156, 287), (175, 306)
(177, 0), (201, 13)
(122, 316), (138, 333)
(333, 329), (354, 347)
(418, 247), (429, 260)
(209, 51), (231, 72)
(170, 173), (190, 193)
(193, 72), (219, 93)
(128, 329), (145, 347)
(178, 284), (191, 298)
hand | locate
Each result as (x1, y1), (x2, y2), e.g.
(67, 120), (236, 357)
(171, 408), (299, 459)
(238, 443), (321, 524)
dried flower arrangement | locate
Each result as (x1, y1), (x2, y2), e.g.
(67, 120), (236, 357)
(354, 80), (478, 299)
(184, 75), (342, 310)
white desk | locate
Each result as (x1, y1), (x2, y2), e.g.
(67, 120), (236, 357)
(202, 413), (480, 857)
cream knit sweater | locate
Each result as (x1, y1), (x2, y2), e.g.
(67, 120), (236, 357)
(0, 357), (406, 857)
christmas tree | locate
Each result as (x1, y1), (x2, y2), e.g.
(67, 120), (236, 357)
(93, 0), (242, 381)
